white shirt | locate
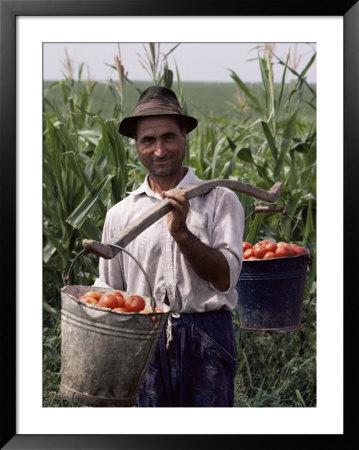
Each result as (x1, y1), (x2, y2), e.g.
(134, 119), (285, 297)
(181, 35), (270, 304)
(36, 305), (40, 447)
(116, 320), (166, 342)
(97, 168), (244, 313)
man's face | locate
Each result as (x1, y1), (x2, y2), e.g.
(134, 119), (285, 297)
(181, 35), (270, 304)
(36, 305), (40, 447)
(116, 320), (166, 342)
(135, 116), (187, 178)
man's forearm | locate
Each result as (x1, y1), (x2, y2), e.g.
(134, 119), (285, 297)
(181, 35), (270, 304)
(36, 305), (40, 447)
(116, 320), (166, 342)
(172, 227), (230, 292)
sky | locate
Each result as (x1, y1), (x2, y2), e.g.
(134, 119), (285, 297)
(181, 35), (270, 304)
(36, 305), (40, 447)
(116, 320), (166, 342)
(43, 42), (316, 84)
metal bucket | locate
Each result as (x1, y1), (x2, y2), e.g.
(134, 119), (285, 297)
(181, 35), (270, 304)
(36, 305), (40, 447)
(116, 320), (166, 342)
(235, 254), (310, 333)
(59, 285), (170, 406)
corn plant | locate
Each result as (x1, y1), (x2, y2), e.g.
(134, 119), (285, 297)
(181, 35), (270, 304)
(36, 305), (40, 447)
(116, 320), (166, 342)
(43, 84), (134, 310)
(43, 43), (316, 407)
(226, 44), (316, 247)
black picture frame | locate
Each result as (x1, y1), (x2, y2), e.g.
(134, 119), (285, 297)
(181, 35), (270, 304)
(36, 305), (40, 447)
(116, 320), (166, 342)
(1, 0), (357, 448)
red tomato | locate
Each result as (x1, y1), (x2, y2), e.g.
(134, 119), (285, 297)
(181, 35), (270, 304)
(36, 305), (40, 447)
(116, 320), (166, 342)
(286, 245), (296, 256)
(257, 240), (270, 247)
(253, 245), (266, 259)
(243, 248), (254, 259)
(125, 295), (146, 312)
(98, 293), (119, 309)
(280, 243), (297, 255)
(78, 295), (98, 305)
(84, 297), (98, 305)
(82, 290), (102, 301)
(247, 256), (259, 260)
(275, 246), (291, 258)
(243, 241), (253, 252)
(112, 291), (125, 307)
(113, 307), (128, 313)
(263, 251), (276, 259)
(264, 242), (277, 253)
(292, 246), (309, 255)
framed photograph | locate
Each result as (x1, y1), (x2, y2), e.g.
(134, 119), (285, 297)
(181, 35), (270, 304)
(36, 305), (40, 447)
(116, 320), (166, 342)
(1, 0), (356, 448)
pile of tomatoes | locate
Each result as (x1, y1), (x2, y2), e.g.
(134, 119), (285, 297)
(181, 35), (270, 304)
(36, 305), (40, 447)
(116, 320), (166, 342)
(77, 290), (163, 314)
(243, 240), (309, 260)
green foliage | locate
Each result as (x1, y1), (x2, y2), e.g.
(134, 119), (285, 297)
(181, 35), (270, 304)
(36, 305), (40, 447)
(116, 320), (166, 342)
(43, 43), (316, 408)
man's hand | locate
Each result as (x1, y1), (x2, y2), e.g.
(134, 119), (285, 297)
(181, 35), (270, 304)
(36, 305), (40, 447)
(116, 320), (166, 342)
(162, 189), (190, 238)
(162, 189), (230, 292)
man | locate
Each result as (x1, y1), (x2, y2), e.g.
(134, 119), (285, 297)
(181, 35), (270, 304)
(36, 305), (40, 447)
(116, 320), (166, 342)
(97, 86), (244, 407)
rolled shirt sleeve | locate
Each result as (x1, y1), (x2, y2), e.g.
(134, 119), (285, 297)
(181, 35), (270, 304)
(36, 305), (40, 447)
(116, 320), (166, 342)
(207, 187), (244, 294)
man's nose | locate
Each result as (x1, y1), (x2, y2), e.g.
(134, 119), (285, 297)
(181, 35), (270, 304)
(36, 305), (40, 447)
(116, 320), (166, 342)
(153, 139), (166, 157)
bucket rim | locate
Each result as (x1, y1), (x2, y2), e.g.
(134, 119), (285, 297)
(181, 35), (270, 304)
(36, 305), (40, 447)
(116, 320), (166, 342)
(242, 253), (311, 263)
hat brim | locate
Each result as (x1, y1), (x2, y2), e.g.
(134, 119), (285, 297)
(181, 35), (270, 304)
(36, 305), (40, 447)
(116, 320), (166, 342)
(118, 113), (198, 138)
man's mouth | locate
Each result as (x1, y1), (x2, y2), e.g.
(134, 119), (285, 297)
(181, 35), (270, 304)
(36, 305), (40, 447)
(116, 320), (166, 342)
(153, 158), (171, 165)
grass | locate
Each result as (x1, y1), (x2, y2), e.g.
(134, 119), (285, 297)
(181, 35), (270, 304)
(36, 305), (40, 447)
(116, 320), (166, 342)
(233, 302), (316, 407)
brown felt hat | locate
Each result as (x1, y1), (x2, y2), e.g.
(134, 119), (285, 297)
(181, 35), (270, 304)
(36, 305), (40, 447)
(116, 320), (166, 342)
(119, 85), (198, 138)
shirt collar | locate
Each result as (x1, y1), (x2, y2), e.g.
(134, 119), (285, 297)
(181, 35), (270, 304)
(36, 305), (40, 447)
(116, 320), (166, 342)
(130, 167), (201, 198)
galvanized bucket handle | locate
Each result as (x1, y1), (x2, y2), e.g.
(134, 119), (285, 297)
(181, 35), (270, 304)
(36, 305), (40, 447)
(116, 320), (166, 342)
(62, 245), (157, 311)
(245, 203), (312, 265)
(110, 244), (156, 311)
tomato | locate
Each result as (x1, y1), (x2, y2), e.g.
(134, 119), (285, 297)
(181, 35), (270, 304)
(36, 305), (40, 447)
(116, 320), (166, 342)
(286, 245), (296, 256)
(263, 251), (276, 259)
(250, 239), (309, 258)
(243, 248), (254, 259)
(113, 307), (128, 313)
(243, 241), (253, 252)
(247, 256), (259, 260)
(125, 295), (146, 312)
(85, 297), (98, 305)
(280, 243), (296, 255)
(139, 308), (163, 314)
(112, 291), (125, 307)
(275, 246), (292, 258)
(82, 290), (102, 301)
(78, 295), (98, 304)
(253, 245), (266, 259)
(292, 246), (309, 255)
(264, 241), (277, 253)
(98, 293), (119, 309)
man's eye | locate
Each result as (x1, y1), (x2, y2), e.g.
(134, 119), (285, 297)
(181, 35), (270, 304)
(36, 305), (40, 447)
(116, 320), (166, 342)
(141, 138), (153, 145)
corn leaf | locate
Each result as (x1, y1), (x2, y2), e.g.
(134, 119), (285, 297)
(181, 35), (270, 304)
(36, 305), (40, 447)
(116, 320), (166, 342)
(274, 110), (298, 179)
(79, 218), (103, 241)
(211, 136), (226, 178)
(228, 69), (263, 114)
(261, 121), (278, 160)
(66, 174), (114, 229)
(245, 212), (264, 244)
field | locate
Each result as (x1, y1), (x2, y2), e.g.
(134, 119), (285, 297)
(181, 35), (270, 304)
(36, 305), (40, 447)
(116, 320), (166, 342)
(43, 44), (316, 408)
(43, 79), (316, 123)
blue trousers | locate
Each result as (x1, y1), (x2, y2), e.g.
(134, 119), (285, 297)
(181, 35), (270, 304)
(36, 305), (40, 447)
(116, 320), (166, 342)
(136, 309), (238, 407)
